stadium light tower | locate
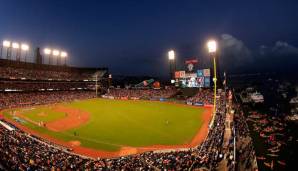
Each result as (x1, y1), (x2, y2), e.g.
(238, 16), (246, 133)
(207, 39), (217, 128)
(21, 43), (29, 62)
(60, 51), (67, 65)
(168, 50), (176, 81)
(12, 42), (21, 61)
(44, 48), (52, 64)
(2, 40), (11, 59)
(52, 49), (60, 65)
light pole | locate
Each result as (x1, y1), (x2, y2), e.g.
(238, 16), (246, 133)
(61, 51), (67, 65)
(44, 48), (52, 64)
(52, 49), (60, 65)
(2, 40), (11, 59)
(12, 42), (20, 61)
(207, 40), (217, 128)
(21, 43), (29, 62)
(168, 50), (175, 81)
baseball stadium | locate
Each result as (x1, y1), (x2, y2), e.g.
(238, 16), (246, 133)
(3, 1), (298, 170)
(0, 44), (231, 171)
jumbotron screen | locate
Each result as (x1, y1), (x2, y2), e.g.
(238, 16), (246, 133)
(175, 69), (210, 88)
(179, 77), (204, 88)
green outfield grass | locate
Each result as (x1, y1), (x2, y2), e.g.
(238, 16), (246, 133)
(4, 99), (206, 151)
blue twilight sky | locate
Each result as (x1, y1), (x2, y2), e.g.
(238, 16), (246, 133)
(1, 0), (298, 77)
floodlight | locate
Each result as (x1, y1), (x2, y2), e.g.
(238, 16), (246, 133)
(60, 51), (67, 57)
(168, 50), (175, 60)
(12, 42), (20, 49)
(3, 40), (11, 47)
(21, 44), (29, 51)
(44, 48), (51, 55)
(52, 49), (60, 56)
(207, 40), (217, 53)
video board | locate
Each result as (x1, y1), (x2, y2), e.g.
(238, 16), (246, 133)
(176, 68), (211, 88)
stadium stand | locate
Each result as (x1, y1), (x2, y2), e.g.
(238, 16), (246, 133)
(186, 89), (214, 106)
(0, 87), (227, 170)
(0, 59), (108, 93)
(0, 93), (226, 170)
(0, 59), (230, 170)
(0, 59), (107, 81)
(105, 87), (177, 100)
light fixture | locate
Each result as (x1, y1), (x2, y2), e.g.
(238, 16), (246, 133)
(3, 40), (11, 47)
(12, 42), (20, 49)
(44, 48), (52, 55)
(168, 50), (175, 60)
(21, 44), (29, 51)
(207, 40), (217, 53)
(60, 51), (67, 57)
(52, 49), (60, 56)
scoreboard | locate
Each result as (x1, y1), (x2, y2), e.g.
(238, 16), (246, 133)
(175, 69), (211, 88)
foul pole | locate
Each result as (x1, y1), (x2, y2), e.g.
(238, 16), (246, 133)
(95, 74), (98, 97)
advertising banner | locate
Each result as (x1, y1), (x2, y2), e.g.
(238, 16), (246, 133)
(194, 102), (204, 106)
(175, 71), (180, 78)
(175, 71), (186, 78)
(185, 73), (197, 78)
(204, 77), (210, 87)
(197, 70), (204, 77)
(203, 69), (211, 77)
(179, 71), (186, 78)
(186, 101), (193, 105)
(197, 77), (204, 87)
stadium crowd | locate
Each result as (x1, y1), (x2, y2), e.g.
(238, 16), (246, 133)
(105, 87), (177, 99)
(0, 91), (96, 109)
(187, 89), (214, 105)
(0, 65), (106, 81)
(0, 81), (94, 91)
(0, 89), (229, 170)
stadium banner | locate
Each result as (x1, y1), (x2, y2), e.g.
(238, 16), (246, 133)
(175, 71), (186, 79)
(204, 104), (213, 107)
(186, 101), (193, 105)
(175, 71), (180, 78)
(204, 76), (210, 87)
(179, 71), (186, 78)
(185, 59), (198, 64)
(193, 102), (204, 106)
(159, 98), (166, 101)
(203, 69), (211, 77)
(197, 77), (204, 87)
(120, 97), (128, 100)
(101, 95), (115, 99)
(185, 73), (197, 78)
(197, 70), (204, 77)
(185, 59), (198, 72)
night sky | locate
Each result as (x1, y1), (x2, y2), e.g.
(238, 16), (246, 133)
(1, 0), (298, 78)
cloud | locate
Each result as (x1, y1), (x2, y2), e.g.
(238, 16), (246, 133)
(218, 34), (254, 70)
(256, 41), (298, 72)
(259, 41), (298, 57)
(272, 41), (298, 56)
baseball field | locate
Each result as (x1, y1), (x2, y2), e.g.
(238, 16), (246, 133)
(2, 98), (211, 158)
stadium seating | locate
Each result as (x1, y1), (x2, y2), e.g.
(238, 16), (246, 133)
(0, 59), (230, 170)
(105, 87), (177, 100)
(0, 94), (227, 170)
